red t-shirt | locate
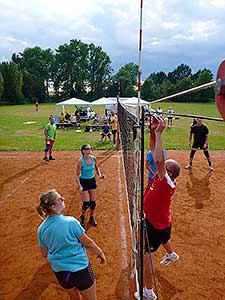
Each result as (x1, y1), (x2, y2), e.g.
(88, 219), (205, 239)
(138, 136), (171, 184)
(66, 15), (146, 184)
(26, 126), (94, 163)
(144, 173), (176, 230)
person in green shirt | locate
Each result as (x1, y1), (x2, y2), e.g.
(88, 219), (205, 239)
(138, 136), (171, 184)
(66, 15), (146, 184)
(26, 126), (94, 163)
(43, 115), (56, 161)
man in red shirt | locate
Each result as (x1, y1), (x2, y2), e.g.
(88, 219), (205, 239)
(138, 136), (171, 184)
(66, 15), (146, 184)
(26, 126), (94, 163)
(135, 116), (180, 300)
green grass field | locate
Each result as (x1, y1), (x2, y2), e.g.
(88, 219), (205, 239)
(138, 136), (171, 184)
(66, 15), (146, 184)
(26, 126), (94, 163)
(0, 102), (224, 151)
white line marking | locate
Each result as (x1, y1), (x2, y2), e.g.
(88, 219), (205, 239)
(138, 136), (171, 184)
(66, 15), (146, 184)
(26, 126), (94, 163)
(0, 156), (17, 159)
(117, 155), (130, 299)
(4, 176), (29, 203)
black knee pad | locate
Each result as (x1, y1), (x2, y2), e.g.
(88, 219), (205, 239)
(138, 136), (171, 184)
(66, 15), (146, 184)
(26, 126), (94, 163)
(190, 149), (196, 159)
(82, 201), (90, 211)
(90, 201), (96, 211)
(204, 150), (210, 159)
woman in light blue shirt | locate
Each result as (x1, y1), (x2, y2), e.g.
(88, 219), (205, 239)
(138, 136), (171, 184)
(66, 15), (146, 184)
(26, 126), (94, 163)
(37, 189), (106, 300)
(76, 144), (106, 228)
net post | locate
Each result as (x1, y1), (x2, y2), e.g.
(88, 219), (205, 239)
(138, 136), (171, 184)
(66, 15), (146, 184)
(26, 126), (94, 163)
(139, 106), (145, 300)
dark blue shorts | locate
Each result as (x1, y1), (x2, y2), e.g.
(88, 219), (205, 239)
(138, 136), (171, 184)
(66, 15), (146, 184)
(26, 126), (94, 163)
(54, 263), (95, 291)
(145, 219), (171, 253)
(80, 177), (97, 191)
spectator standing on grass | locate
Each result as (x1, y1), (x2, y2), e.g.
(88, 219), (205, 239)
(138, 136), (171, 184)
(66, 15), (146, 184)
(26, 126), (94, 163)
(146, 149), (167, 183)
(43, 115), (56, 162)
(76, 144), (106, 228)
(135, 116), (180, 300)
(156, 106), (163, 117)
(71, 113), (77, 129)
(191, 118), (197, 128)
(185, 118), (213, 171)
(35, 100), (39, 111)
(76, 113), (81, 129)
(167, 107), (174, 128)
(36, 189), (106, 300)
(109, 112), (118, 146)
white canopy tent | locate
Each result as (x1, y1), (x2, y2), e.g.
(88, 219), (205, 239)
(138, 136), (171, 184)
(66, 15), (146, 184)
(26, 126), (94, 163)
(90, 97), (117, 106)
(90, 97), (149, 106)
(55, 98), (91, 115)
(120, 97), (149, 106)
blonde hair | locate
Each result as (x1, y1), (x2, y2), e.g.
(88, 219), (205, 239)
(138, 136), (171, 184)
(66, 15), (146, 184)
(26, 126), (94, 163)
(36, 189), (57, 219)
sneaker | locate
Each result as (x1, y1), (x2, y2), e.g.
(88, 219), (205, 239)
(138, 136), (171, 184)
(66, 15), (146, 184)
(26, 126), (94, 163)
(88, 216), (97, 227)
(43, 156), (49, 162)
(80, 215), (85, 228)
(209, 165), (213, 171)
(49, 156), (55, 160)
(160, 252), (179, 266)
(134, 287), (157, 300)
(185, 164), (192, 170)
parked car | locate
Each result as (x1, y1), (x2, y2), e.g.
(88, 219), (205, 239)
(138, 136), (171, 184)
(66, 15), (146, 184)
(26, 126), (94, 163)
(76, 107), (96, 121)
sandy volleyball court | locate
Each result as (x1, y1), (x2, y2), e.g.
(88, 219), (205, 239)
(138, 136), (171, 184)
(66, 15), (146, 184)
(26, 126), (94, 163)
(0, 150), (225, 300)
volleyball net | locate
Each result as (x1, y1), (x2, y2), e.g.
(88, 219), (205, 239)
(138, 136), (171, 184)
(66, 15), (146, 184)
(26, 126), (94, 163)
(117, 101), (144, 287)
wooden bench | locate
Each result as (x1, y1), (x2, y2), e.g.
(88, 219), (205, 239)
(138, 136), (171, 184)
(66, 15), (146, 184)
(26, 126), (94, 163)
(56, 123), (74, 129)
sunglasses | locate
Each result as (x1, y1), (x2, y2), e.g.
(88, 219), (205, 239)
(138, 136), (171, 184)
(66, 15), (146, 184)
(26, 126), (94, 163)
(85, 147), (92, 150)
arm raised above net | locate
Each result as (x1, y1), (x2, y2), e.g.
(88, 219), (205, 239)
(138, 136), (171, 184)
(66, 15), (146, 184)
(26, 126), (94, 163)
(151, 118), (166, 180)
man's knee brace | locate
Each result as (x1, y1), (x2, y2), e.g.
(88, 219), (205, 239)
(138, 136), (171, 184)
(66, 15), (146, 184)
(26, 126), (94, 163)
(203, 150), (210, 159)
(90, 201), (96, 211)
(82, 201), (90, 211)
(190, 149), (196, 159)
(45, 143), (50, 152)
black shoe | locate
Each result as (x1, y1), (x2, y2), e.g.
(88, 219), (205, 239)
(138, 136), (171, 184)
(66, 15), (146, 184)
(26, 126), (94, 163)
(43, 156), (49, 161)
(89, 216), (97, 227)
(80, 215), (85, 228)
(49, 156), (55, 160)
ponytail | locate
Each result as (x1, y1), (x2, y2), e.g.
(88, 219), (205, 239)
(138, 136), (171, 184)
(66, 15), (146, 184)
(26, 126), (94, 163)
(36, 189), (57, 219)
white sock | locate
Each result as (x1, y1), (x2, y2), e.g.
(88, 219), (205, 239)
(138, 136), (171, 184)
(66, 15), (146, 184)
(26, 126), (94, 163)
(145, 287), (153, 293)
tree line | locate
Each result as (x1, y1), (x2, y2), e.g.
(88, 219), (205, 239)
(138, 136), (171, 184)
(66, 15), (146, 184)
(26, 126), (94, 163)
(0, 39), (214, 104)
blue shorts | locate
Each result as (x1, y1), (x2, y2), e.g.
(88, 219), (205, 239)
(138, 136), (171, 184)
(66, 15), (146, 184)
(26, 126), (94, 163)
(54, 263), (95, 291)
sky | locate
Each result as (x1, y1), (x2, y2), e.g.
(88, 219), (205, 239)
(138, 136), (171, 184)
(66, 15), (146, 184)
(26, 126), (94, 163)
(0, 0), (224, 80)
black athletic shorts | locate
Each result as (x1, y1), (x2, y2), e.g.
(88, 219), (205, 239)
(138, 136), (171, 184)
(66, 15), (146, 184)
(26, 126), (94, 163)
(145, 219), (171, 253)
(112, 129), (117, 135)
(54, 263), (95, 291)
(80, 177), (97, 191)
(192, 141), (208, 150)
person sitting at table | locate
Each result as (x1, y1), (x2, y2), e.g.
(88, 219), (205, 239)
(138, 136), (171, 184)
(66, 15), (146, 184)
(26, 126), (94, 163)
(58, 112), (65, 128)
(65, 112), (71, 123)
(100, 121), (111, 143)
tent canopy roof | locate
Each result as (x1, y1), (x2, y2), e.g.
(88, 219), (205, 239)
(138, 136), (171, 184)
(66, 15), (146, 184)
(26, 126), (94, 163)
(90, 97), (149, 106)
(56, 98), (90, 106)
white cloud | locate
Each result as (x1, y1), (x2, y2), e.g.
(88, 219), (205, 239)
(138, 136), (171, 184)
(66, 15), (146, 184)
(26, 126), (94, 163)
(0, 0), (224, 78)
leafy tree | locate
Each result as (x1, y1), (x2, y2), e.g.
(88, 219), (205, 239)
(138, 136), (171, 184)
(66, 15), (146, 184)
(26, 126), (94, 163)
(161, 79), (175, 98)
(87, 43), (112, 99)
(22, 71), (36, 102)
(168, 64), (192, 84)
(105, 77), (119, 97)
(173, 77), (193, 102)
(0, 62), (24, 104)
(53, 39), (89, 99)
(12, 47), (54, 101)
(193, 69), (214, 102)
(114, 63), (138, 97)
(141, 77), (161, 100)
(0, 72), (4, 100)
(150, 71), (167, 86)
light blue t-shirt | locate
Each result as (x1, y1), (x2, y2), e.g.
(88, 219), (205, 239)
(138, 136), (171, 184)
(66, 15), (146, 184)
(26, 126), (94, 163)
(38, 215), (89, 272)
(146, 150), (167, 181)
(80, 155), (95, 179)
